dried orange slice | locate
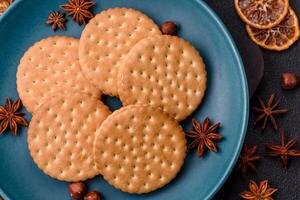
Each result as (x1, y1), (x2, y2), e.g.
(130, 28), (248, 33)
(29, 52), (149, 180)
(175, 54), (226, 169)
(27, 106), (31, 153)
(246, 8), (299, 51)
(235, 0), (289, 29)
(0, 0), (13, 16)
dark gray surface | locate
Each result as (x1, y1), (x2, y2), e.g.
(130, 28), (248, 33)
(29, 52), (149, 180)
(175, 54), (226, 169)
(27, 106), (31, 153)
(204, 0), (300, 199)
(230, 31), (264, 98)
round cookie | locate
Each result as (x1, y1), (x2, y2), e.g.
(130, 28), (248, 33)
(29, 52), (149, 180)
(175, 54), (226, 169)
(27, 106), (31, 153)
(28, 93), (111, 182)
(17, 36), (100, 113)
(118, 35), (207, 121)
(94, 105), (186, 194)
(79, 8), (161, 96)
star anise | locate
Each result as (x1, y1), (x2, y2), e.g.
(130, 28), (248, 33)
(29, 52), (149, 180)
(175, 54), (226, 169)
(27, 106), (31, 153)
(0, 98), (28, 136)
(252, 94), (288, 130)
(185, 117), (223, 157)
(0, 0), (13, 16)
(265, 129), (300, 169)
(60, 0), (96, 25)
(240, 180), (277, 200)
(238, 145), (261, 174)
(46, 11), (66, 31)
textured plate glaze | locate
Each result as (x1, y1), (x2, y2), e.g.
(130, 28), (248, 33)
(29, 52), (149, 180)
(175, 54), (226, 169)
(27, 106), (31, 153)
(0, 0), (248, 199)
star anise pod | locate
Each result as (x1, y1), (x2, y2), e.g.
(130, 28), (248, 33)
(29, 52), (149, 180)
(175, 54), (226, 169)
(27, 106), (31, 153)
(240, 180), (277, 200)
(238, 145), (261, 174)
(0, 98), (28, 136)
(265, 129), (300, 169)
(0, 0), (13, 16)
(185, 117), (223, 157)
(60, 0), (96, 25)
(46, 11), (66, 31)
(252, 94), (288, 130)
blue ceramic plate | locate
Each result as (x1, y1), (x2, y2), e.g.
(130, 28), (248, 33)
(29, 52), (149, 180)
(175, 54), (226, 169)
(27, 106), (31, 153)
(0, 0), (248, 199)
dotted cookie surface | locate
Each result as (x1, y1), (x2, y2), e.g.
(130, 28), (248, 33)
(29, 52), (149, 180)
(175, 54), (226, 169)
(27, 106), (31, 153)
(17, 36), (100, 113)
(28, 93), (111, 182)
(79, 8), (161, 96)
(118, 35), (207, 121)
(94, 105), (186, 194)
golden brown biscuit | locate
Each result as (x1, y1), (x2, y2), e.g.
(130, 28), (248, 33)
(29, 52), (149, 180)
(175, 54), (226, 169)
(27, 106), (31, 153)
(94, 105), (186, 194)
(28, 93), (111, 182)
(17, 36), (100, 113)
(79, 8), (161, 96)
(118, 35), (207, 121)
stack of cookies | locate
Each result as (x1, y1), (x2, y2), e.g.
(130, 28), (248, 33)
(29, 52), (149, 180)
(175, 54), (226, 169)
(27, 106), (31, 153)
(17, 8), (207, 194)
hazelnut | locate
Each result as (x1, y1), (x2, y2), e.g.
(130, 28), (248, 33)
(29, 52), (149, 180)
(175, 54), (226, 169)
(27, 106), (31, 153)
(160, 21), (178, 35)
(69, 182), (87, 199)
(281, 73), (299, 90)
(84, 191), (102, 200)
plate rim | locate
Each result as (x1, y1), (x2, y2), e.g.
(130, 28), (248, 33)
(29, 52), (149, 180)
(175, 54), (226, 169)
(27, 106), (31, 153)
(0, 0), (249, 199)
(191, 1), (249, 199)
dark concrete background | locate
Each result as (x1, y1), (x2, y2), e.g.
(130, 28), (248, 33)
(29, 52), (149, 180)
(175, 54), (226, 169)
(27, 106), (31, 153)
(204, 0), (300, 199)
